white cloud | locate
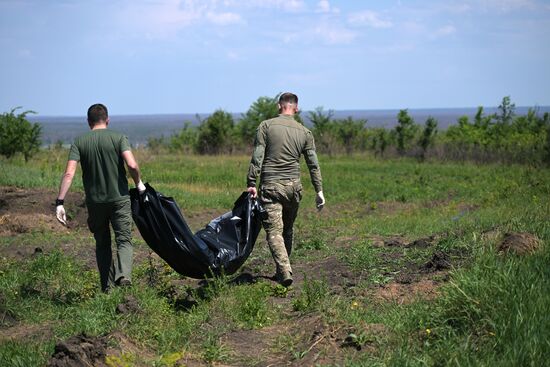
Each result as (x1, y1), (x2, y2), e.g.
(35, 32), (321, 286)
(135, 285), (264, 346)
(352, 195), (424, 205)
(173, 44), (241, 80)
(241, 0), (306, 12)
(316, 0), (339, 14)
(115, 0), (248, 38)
(317, 0), (330, 13)
(433, 24), (456, 38)
(206, 11), (242, 25)
(348, 10), (392, 29)
(226, 51), (242, 60)
(314, 24), (355, 44)
(475, 0), (536, 12)
(445, 3), (472, 13)
(116, 0), (203, 38)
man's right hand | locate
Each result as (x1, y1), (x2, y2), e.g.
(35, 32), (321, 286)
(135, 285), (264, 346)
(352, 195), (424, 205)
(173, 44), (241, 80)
(137, 180), (146, 194)
(247, 186), (257, 199)
(315, 191), (325, 211)
(56, 205), (67, 226)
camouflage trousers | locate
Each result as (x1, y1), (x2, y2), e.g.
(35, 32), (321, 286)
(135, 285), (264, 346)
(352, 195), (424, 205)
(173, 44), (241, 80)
(260, 179), (303, 276)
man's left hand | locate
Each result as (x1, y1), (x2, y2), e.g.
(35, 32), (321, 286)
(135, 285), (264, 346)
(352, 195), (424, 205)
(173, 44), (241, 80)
(56, 205), (67, 226)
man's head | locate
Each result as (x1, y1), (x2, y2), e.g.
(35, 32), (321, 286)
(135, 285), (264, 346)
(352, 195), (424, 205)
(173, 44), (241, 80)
(87, 104), (109, 127)
(278, 92), (299, 114)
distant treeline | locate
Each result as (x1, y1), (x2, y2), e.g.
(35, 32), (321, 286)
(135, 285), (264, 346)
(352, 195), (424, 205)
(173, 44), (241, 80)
(3, 96), (549, 165)
(148, 95), (550, 165)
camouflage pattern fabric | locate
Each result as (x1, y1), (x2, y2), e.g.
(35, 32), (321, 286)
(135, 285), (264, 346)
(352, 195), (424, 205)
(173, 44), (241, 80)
(260, 179), (302, 276)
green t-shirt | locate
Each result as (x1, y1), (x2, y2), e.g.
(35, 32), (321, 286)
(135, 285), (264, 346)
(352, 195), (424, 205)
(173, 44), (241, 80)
(68, 129), (131, 204)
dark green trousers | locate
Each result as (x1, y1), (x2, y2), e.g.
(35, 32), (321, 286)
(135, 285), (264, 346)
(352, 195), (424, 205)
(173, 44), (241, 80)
(87, 198), (133, 291)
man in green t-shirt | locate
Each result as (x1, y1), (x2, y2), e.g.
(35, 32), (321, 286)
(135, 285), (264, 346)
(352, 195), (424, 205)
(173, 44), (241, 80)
(55, 103), (145, 292)
(247, 92), (325, 287)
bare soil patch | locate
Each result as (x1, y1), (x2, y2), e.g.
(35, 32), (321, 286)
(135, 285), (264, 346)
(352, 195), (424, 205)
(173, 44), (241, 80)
(373, 278), (441, 305)
(0, 321), (56, 343)
(223, 314), (378, 366)
(0, 186), (88, 232)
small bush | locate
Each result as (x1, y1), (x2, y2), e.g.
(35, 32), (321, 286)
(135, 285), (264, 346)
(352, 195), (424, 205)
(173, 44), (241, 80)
(0, 107), (42, 161)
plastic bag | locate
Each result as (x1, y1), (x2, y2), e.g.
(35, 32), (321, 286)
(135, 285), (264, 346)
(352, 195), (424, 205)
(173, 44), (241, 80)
(130, 183), (264, 278)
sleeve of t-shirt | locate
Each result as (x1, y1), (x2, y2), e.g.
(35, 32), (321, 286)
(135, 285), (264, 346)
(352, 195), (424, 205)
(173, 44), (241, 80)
(120, 135), (131, 153)
(67, 143), (80, 161)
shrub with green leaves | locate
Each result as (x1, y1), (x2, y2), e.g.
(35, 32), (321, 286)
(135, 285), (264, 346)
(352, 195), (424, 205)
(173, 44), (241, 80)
(0, 107), (42, 161)
(196, 109), (236, 154)
(238, 95), (280, 145)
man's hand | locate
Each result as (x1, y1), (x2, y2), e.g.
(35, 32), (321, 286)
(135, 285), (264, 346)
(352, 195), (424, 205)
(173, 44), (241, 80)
(247, 186), (257, 199)
(137, 180), (146, 194)
(315, 191), (325, 211)
(56, 205), (67, 226)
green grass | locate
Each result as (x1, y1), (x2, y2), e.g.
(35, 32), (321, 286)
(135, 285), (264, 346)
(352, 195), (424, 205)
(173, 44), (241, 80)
(1, 150), (549, 366)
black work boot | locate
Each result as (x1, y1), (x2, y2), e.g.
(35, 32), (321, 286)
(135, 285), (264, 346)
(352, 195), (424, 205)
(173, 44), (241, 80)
(279, 270), (293, 287)
(117, 277), (132, 287)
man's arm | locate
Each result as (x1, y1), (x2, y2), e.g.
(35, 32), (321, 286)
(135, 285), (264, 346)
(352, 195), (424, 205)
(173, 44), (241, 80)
(246, 123), (267, 198)
(122, 150), (143, 187)
(303, 132), (325, 210)
(55, 159), (77, 225)
(57, 160), (77, 201)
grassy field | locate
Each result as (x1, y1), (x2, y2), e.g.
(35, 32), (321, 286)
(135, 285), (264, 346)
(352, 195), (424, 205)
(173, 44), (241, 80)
(1, 149), (549, 366)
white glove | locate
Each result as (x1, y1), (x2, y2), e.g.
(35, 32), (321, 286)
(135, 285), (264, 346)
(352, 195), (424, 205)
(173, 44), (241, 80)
(56, 205), (67, 225)
(137, 180), (146, 194)
(315, 191), (325, 211)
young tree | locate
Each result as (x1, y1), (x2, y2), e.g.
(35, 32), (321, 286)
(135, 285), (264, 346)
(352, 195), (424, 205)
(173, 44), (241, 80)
(0, 107), (42, 161)
(309, 107), (336, 155)
(418, 117), (438, 161)
(334, 117), (366, 155)
(238, 95), (280, 144)
(196, 109), (235, 154)
(237, 94), (305, 146)
(169, 121), (198, 153)
(371, 128), (390, 157)
(394, 109), (418, 155)
(497, 96), (515, 126)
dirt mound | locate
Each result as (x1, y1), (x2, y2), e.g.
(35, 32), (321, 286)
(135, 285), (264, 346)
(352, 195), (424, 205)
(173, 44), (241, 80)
(0, 213), (70, 235)
(116, 294), (141, 315)
(498, 232), (541, 255)
(422, 251), (451, 272)
(0, 186), (88, 231)
(374, 279), (440, 305)
(47, 333), (108, 367)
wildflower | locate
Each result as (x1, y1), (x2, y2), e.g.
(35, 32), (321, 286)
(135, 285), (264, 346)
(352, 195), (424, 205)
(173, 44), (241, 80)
(426, 328), (431, 335)
(351, 301), (359, 309)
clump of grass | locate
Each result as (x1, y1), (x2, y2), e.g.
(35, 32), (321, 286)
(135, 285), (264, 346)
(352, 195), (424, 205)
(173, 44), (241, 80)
(292, 276), (329, 313)
(295, 236), (327, 252)
(0, 340), (51, 367)
(231, 283), (274, 329)
(377, 237), (550, 366)
(201, 334), (229, 364)
(0, 251), (96, 322)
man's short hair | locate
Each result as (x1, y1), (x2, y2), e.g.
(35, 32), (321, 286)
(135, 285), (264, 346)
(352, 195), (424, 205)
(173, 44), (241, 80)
(87, 104), (109, 124)
(279, 92), (298, 106)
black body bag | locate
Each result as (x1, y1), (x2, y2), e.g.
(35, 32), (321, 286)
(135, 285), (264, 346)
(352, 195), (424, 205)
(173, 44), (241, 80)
(130, 183), (264, 278)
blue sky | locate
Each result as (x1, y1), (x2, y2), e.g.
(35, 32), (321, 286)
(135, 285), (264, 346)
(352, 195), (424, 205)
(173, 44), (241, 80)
(1, 0), (549, 116)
